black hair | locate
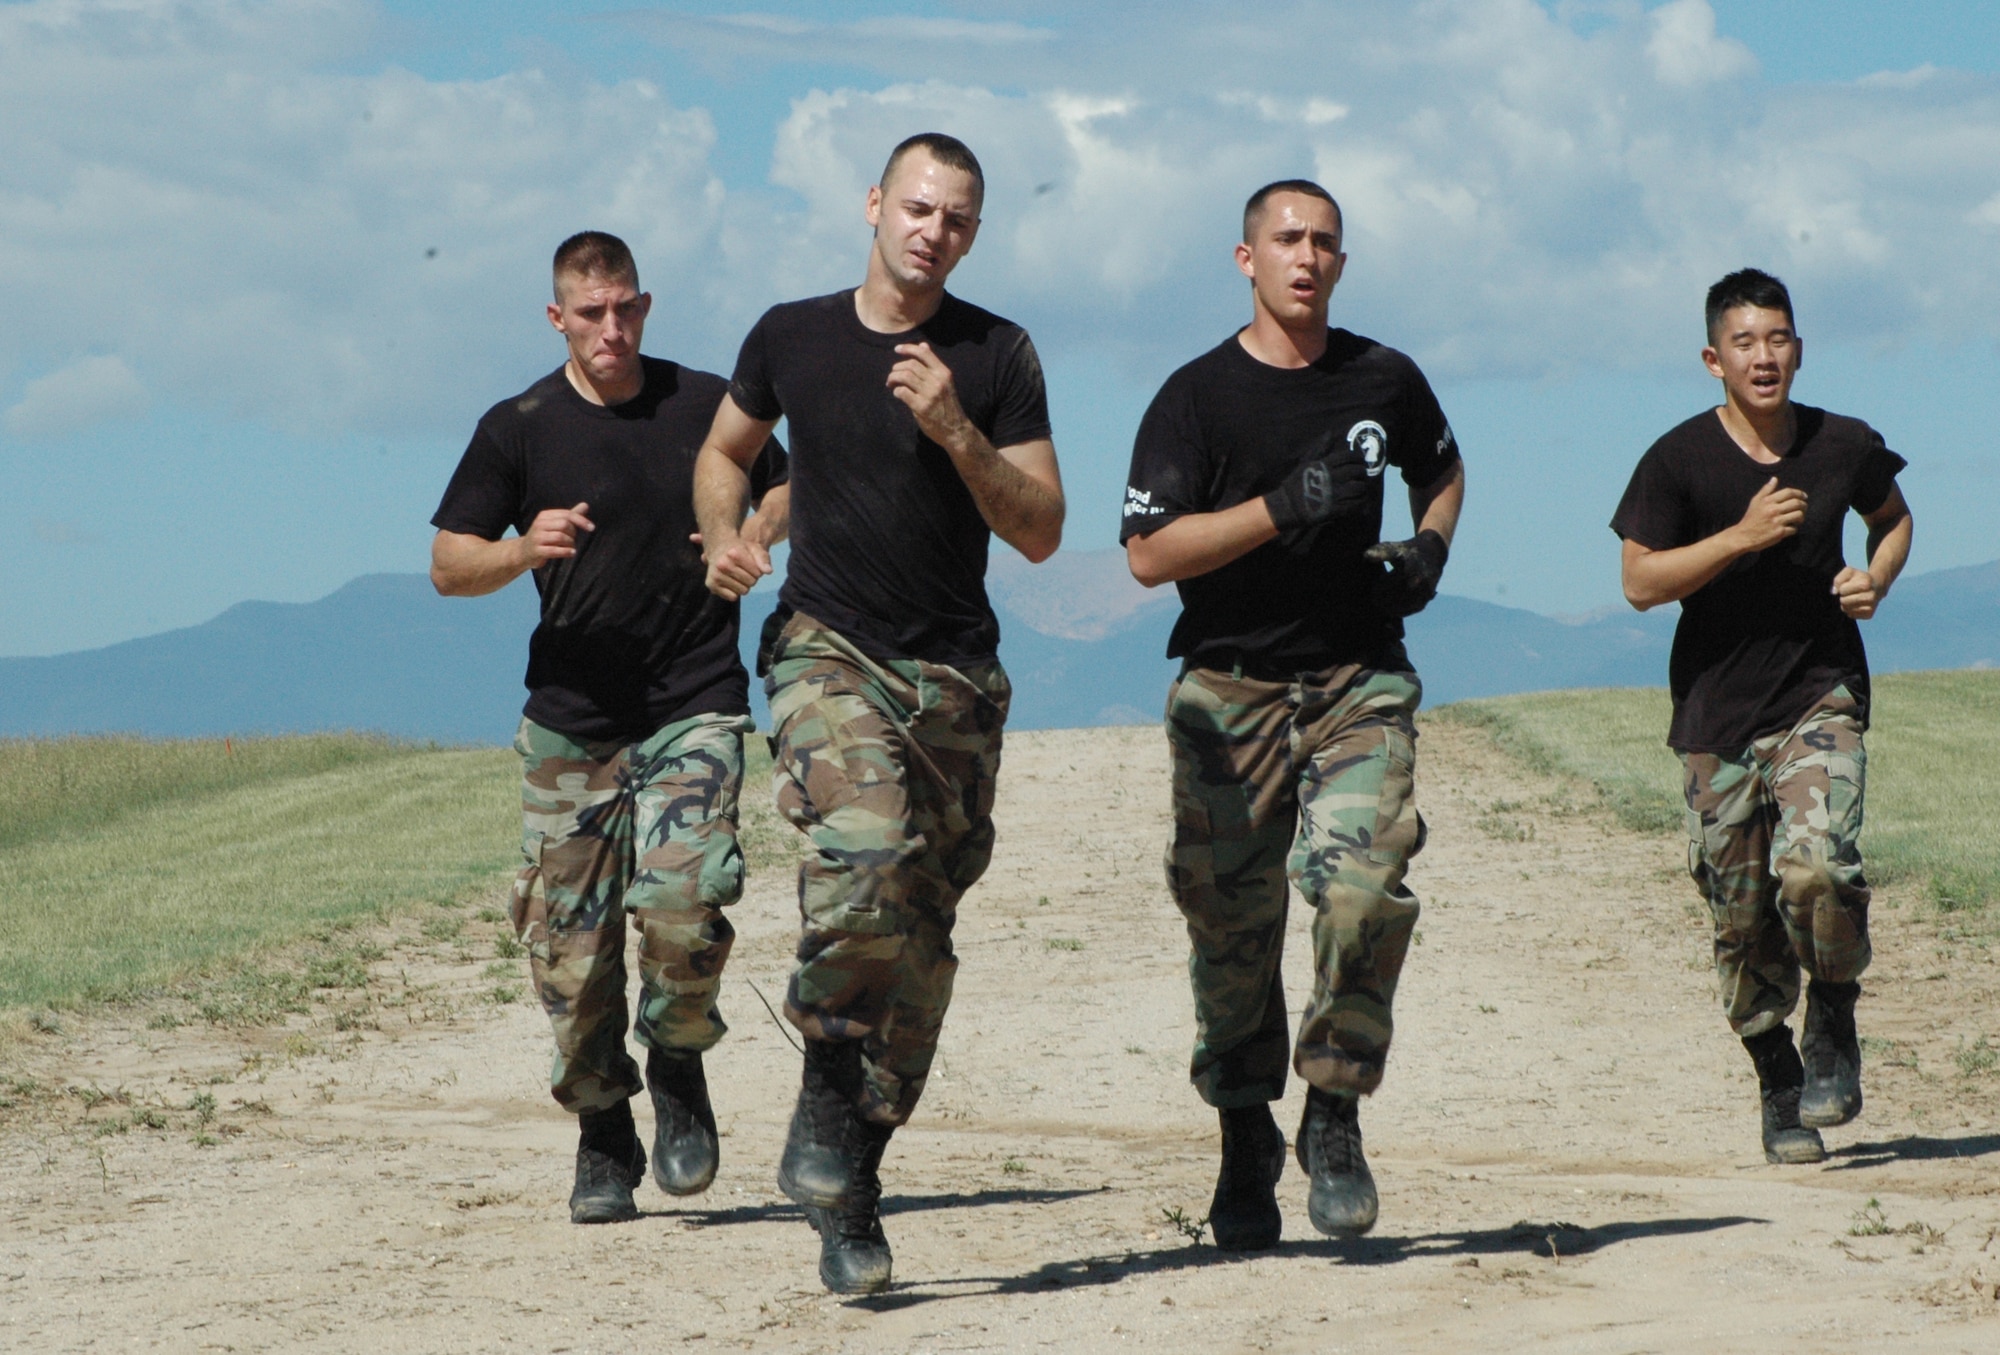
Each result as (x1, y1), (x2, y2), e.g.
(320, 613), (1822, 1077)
(1705, 268), (1794, 342)
(879, 133), (985, 202)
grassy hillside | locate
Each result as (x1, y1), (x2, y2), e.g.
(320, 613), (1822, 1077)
(0, 736), (518, 1010)
(1439, 671), (2000, 911)
(0, 733), (415, 854)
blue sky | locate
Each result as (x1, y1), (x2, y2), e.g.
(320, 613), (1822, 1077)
(3, 0), (1998, 654)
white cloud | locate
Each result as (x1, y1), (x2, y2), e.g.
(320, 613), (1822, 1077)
(5, 355), (149, 439)
(5, 0), (2000, 436)
(1646, 0), (1756, 87)
(747, 0), (2000, 376)
(0, 0), (727, 437)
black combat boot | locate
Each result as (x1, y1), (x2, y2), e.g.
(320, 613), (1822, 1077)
(1208, 1103), (1285, 1250)
(646, 1046), (719, 1197)
(1799, 979), (1863, 1129)
(802, 1124), (895, 1294)
(1296, 1087), (1377, 1236)
(778, 1039), (869, 1208)
(570, 1099), (647, 1224)
(1742, 1024), (1826, 1164)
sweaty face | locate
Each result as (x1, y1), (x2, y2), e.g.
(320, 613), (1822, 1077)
(549, 271), (650, 388)
(1238, 193), (1345, 328)
(1704, 305), (1800, 416)
(866, 151), (982, 291)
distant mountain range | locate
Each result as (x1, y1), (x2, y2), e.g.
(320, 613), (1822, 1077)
(1, 553), (1992, 741)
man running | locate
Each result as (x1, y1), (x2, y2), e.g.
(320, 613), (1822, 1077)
(431, 231), (788, 1223)
(1122, 180), (1464, 1249)
(1613, 268), (1912, 1163)
(693, 133), (1064, 1293)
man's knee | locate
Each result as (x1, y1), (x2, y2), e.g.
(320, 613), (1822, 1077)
(1774, 838), (1868, 911)
(1302, 854), (1418, 929)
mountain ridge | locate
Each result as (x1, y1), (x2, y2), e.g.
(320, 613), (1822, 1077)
(1, 552), (1989, 741)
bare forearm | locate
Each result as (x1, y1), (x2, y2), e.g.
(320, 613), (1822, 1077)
(693, 447), (752, 550)
(1865, 510), (1913, 596)
(1126, 498), (1279, 587)
(742, 482), (791, 550)
(1410, 462), (1465, 545)
(1621, 532), (1747, 611)
(430, 531), (531, 597)
(944, 432), (1064, 562)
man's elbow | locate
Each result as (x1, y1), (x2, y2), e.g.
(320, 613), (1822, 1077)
(1015, 528), (1061, 566)
(1011, 504), (1064, 565)
(1126, 540), (1171, 589)
(430, 564), (462, 597)
(1620, 576), (1661, 612)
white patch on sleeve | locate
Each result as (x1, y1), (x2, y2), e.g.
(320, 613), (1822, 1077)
(1123, 486), (1164, 518)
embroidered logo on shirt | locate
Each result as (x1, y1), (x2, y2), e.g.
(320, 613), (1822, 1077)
(1347, 421), (1389, 477)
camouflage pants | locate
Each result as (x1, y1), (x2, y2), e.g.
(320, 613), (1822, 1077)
(510, 711), (752, 1114)
(1166, 663), (1426, 1108)
(1682, 686), (1872, 1038)
(765, 612), (1009, 1127)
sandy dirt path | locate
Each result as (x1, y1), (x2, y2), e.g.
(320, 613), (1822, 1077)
(4, 719), (1999, 1353)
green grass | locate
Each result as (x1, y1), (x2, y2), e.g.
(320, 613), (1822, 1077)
(1437, 671), (2000, 911)
(0, 739), (518, 1010)
(0, 733), (415, 855)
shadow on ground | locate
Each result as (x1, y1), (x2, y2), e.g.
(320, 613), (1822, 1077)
(660, 1186), (1106, 1228)
(843, 1212), (1767, 1309)
(1826, 1132), (2000, 1171)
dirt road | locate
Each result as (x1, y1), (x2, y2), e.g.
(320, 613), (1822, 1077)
(4, 719), (1998, 1352)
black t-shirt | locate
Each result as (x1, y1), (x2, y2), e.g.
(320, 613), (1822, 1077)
(432, 357), (787, 742)
(1610, 405), (1905, 753)
(727, 289), (1052, 668)
(1120, 329), (1460, 674)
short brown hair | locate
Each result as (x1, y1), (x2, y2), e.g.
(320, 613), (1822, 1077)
(1242, 179), (1343, 242)
(552, 230), (638, 300)
(879, 133), (985, 204)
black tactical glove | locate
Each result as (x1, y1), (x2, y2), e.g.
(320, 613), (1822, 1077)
(1363, 528), (1449, 616)
(1263, 454), (1373, 533)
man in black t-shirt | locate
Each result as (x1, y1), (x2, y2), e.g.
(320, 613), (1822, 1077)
(1612, 268), (1913, 1165)
(1122, 180), (1465, 1249)
(693, 133), (1064, 1295)
(431, 232), (788, 1224)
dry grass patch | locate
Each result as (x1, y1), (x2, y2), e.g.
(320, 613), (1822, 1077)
(1435, 671), (2000, 914)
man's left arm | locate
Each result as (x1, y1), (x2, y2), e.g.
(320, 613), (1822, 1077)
(1364, 459), (1465, 616)
(1833, 484), (1913, 620)
(1410, 460), (1465, 547)
(887, 341), (1064, 562)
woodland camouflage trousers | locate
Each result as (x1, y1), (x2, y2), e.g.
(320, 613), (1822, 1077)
(1682, 685), (1872, 1037)
(510, 711), (751, 1114)
(765, 612), (1009, 1128)
(1166, 662), (1426, 1108)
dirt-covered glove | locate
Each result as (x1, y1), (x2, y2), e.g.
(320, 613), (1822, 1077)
(1263, 455), (1373, 533)
(1363, 528), (1449, 616)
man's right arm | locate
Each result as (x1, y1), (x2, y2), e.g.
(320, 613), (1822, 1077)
(1620, 476), (1805, 610)
(431, 503), (595, 597)
(693, 394), (782, 600)
(1126, 443), (1376, 587)
(1125, 501), (1279, 588)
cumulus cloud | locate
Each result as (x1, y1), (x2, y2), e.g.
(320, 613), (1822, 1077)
(5, 355), (150, 439)
(5, 0), (2000, 439)
(725, 0), (2000, 378)
(0, 0), (727, 437)
(1646, 0), (1757, 87)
